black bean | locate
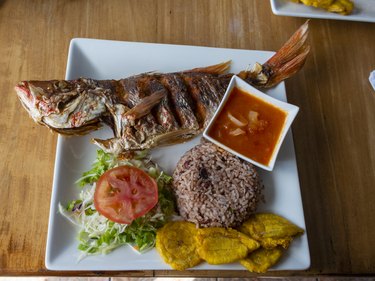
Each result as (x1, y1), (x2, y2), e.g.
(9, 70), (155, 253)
(199, 167), (209, 179)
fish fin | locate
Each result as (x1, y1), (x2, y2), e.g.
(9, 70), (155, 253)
(239, 21), (310, 88)
(92, 128), (198, 153)
(50, 122), (102, 135)
(91, 137), (124, 155)
(184, 61), (231, 75)
(152, 128), (199, 146)
(124, 90), (166, 120)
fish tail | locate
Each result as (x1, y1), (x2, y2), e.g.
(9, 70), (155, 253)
(239, 21), (310, 88)
(184, 60), (231, 74)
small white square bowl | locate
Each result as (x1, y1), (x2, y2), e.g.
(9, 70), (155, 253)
(203, 75), (299, 171)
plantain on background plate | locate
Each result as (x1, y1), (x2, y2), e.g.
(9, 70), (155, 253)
(291, 0), (354, 15)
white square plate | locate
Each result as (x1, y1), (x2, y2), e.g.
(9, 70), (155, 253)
(45, 39), (310, 271)
(270, 0), (375, 22)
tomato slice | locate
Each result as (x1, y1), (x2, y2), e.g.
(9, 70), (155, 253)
(94, 166), (158, 224)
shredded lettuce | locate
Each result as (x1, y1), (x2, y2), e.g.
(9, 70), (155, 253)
(59, 149), (175, 259)
(76, 150), (115, 187)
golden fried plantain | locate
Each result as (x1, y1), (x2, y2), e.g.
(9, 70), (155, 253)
(259, 236), (293, 249)
(196, 227), (260, 264)
(300, 0), (333, 9)
(327, 0), (353, 15)
(239, 213), (304, 249)
(293, 0), (353, 15)
(155, 221), (202, 270)
(240, 247), (284, 273)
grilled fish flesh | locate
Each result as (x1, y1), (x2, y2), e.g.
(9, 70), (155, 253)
(15, 22), (310, 154)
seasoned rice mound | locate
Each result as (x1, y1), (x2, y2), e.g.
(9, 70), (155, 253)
(173, 142), (263, 228)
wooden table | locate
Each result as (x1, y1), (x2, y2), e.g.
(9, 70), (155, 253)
(1, 0), (374, 277)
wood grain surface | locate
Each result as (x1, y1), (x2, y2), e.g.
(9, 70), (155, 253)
(0, 0), (374, 276)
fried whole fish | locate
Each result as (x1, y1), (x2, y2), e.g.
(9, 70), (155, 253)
(15, 22), (310, 154)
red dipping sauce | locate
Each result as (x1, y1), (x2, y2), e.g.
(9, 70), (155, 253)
(207, 87), (287, 166)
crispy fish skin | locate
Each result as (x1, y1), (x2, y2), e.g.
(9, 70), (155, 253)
(196, 227), (260, 265)
(155, 221), (202, 270)
(240, 247), (284, 273)
(239, 213), (304, 249)
(159, 73), (200, 130)
(15, 22), (310, 154)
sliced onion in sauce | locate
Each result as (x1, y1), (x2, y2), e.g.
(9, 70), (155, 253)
(248, 110), (268, 133)
(227, 112), (248, 127)
(248, 110), (259, 123)
(229, 128), (246, 136)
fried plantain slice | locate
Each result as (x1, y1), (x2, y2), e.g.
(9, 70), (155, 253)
(327, 0), (353, 15)
(240, 247), (284, 273)
(239, 213), (304, 249)
(292, 0), (353, 15)
(155, 221), (202, 270)
(259, 236), (293, 249)
(196, 227), (260, 264)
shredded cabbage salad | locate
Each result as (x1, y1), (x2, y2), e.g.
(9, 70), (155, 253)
(59, 149), (175, 260)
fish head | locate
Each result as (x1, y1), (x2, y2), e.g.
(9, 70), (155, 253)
(15, 79), (106, 133)
(15, 80), (63, 122)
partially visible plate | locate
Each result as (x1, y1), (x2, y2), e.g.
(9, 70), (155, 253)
(270, 0), (375, 22)
(45, 39), (310, 271)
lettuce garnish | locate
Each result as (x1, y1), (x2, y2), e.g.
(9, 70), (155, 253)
(59, 149), (175, 259)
